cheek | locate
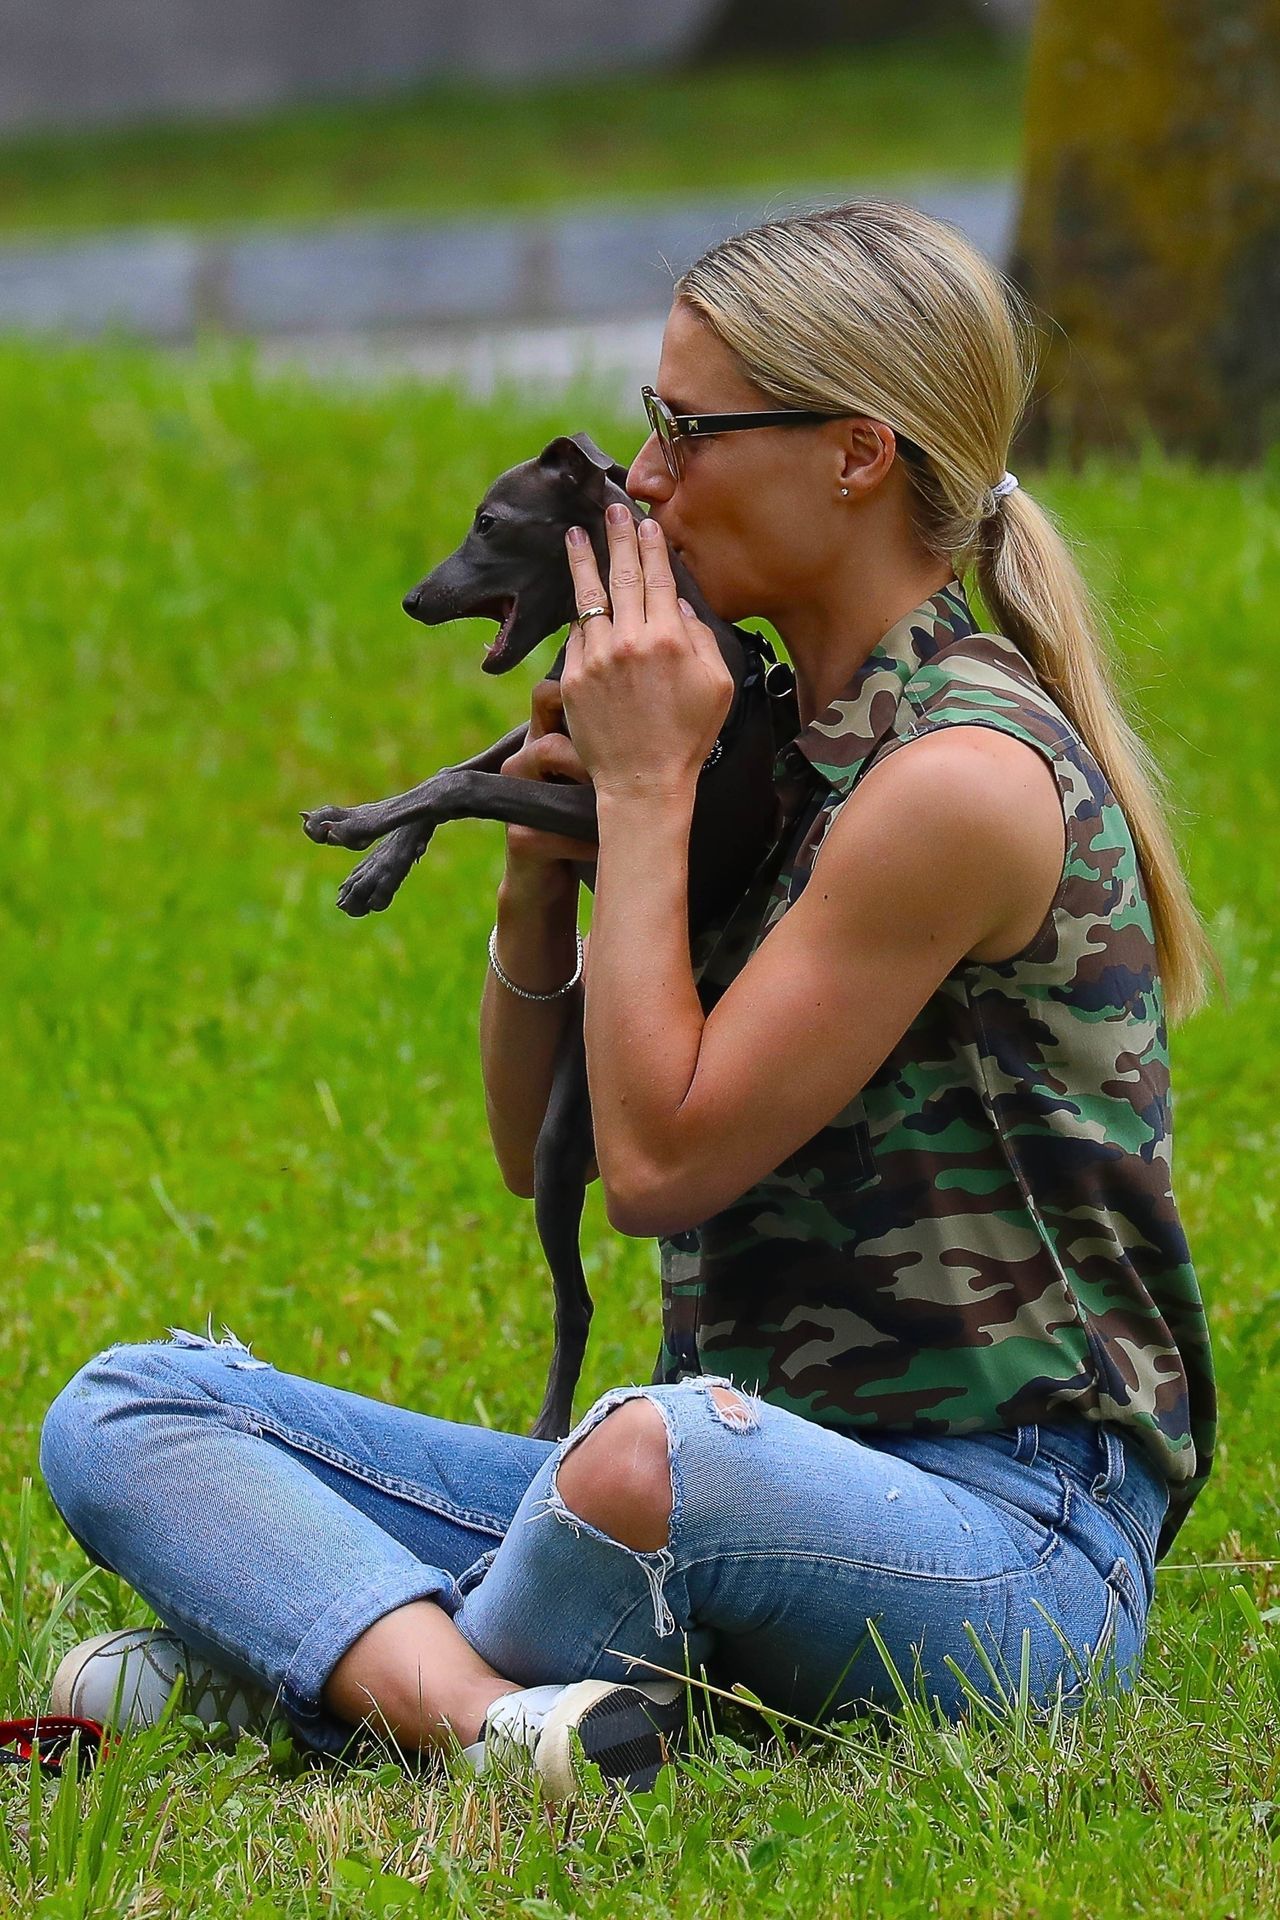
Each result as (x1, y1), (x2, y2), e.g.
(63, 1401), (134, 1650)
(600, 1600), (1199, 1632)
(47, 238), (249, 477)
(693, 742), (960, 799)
(687, 458), (772, 556)
(711, 490), (807, 590)
(679, 452), (822, 610)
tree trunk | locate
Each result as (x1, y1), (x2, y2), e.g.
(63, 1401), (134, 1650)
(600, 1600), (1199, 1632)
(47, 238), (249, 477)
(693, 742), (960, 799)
(1010, 0), (1280, 464)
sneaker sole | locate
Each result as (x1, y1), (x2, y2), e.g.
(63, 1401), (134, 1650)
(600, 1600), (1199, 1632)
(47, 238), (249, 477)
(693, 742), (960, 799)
(535, 1679), (691, 1799)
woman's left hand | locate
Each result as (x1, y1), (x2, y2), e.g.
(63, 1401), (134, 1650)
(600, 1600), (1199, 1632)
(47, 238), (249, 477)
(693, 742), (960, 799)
(561, 505), (734, 801)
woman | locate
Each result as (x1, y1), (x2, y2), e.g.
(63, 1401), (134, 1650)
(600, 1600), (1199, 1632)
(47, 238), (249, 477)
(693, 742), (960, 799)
(40, 202), (1217, 1798)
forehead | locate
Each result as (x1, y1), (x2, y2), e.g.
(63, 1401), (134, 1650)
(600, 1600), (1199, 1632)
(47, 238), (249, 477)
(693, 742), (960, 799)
(654, 299), (762, 410)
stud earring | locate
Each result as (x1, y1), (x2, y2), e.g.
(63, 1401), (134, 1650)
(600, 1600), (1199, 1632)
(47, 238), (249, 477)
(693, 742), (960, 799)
(839, 486), (849, 496)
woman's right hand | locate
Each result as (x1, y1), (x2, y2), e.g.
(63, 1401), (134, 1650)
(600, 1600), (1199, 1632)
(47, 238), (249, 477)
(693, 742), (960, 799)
(500, 677), (598, 890)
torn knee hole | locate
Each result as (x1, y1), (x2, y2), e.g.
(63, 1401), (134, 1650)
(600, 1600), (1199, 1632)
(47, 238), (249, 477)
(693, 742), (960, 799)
(695, 1379), (760, 1433)
(709, 1388), (752, 1426)
(552, 1398), (673, 1554)
(166, 1319), (272, 1371)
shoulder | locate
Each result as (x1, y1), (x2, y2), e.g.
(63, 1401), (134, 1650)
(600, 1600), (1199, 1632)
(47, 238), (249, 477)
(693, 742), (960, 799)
(814, 723), (1067, 963)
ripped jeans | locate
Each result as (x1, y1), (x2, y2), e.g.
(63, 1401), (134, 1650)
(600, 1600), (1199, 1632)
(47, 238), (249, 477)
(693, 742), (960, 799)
(38, 1328), (1170, 1754)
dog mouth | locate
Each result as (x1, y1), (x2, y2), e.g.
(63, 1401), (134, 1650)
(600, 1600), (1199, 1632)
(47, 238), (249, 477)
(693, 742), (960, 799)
(474, 594), (520, 673)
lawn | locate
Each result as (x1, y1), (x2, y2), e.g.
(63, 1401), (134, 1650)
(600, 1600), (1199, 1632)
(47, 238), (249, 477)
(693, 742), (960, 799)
(0, 36), (1023, 234)
(0, 339), (1276, 1915)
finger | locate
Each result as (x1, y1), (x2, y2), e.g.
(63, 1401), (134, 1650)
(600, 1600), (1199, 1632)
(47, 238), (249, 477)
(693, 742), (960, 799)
(603, 504), (646, 630)
(565, 530), (610, 633)
(678, 599), (736, 724)
(526, 734), (590, 783)
(508, 829), (600, 866)
(678, 596), (727, 668)
(501, 734), (586, 783)
(529, 677), (568, 740)
(562, 619), (590, 695)
(637, 517), (681, 621)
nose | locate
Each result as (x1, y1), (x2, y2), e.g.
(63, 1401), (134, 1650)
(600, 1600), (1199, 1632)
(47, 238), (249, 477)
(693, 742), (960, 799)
(402, 586), (422, 617)
(626, 431), (676, 507)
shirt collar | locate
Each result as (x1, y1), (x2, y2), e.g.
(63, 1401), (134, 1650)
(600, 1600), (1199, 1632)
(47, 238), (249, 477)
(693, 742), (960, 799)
(775, 579), (979, 798)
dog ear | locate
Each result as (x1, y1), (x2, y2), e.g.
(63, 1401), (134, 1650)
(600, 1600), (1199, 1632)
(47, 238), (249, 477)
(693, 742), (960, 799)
(537, 434), (628, 500)
(569, 432), (631, 489)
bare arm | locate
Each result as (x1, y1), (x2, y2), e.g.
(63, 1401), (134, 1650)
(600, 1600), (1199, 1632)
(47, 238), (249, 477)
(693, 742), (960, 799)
(587, 729), (1065, 1235)
(482, 872), (586, 1197)
(479, 680), (598, 1197)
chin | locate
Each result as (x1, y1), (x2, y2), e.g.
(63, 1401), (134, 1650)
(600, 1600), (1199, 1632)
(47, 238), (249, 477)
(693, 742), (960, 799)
(679, 562), (745, 624)
(704, 588), (755, 624)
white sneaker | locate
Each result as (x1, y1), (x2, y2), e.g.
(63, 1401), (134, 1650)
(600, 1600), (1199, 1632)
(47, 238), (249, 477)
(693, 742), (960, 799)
(462, 1679), (691, 1798)
(49, 1628), (279, 1737)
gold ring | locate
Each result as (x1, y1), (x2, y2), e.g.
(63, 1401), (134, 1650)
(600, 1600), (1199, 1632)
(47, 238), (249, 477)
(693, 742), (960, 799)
(577, 603), (610, 624)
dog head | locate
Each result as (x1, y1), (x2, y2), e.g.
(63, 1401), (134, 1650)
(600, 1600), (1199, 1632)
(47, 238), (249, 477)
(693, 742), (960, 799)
(402, 433), (638, 674)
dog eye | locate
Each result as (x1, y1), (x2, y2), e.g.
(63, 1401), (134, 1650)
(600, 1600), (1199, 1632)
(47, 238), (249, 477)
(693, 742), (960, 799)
(474, 512), (495, 535)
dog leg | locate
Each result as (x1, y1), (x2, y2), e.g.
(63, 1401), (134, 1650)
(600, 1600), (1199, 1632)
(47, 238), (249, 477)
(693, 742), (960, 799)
(528, 1010), (595, 1441)
(331, 724), (530, 917)
(303, 768), (598, 853)
(335, 823), (435, 917)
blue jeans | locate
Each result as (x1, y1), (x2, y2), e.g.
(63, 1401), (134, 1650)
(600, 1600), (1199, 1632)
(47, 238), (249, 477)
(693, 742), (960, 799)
(39, 1328), (1169, 1755)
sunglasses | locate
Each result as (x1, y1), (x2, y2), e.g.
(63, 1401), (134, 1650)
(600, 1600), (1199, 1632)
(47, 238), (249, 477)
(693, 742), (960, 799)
(641, 385), (926, 482)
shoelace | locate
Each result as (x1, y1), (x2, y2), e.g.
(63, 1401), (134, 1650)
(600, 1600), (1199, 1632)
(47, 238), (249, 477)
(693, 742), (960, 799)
(175, 1660), (277, 1734)
(0, 1715), (110, 1774)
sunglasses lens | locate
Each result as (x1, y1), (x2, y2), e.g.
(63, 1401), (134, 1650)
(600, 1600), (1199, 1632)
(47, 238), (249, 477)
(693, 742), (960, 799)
(644, 390), (681, 481)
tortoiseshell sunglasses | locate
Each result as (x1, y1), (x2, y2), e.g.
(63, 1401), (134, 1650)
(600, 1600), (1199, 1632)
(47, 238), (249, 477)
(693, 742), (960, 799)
(641, 385), (926, 482)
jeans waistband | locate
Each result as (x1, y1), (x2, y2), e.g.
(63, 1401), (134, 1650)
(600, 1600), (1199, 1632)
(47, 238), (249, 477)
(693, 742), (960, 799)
(1012, 1420), (1169, 1562)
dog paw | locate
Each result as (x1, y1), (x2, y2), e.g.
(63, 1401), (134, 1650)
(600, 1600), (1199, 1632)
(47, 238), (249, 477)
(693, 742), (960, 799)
(337, 857), (399, 917)
(301, 805), (344, 845)
(301, 804), (380, 851)
(336, 828), (425, 915)
(336, 874), (375, 917)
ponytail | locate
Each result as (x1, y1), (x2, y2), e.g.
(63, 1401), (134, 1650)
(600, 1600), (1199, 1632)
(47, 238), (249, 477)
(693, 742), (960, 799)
(976, 491), (1223, 1024)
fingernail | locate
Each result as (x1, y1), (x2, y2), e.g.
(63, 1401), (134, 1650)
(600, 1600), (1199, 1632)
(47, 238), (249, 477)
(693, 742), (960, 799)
(639, 517), (661, 539)
(567, 526), (588, 546)
(606, 502), (630, 526)
(678, 597), (694, 615)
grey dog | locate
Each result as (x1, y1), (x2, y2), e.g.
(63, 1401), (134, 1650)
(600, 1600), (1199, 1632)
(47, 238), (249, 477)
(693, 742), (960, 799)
(302, 433), (798, 1439)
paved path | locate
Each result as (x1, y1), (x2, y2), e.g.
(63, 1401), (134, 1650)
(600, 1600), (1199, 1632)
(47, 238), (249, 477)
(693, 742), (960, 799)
(252, 315), (670, 402)
(0, 179), (1015, 363)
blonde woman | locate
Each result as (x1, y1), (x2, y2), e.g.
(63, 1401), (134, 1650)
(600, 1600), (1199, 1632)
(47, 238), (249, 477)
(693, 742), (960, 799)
(42, 202), (1216, 1797)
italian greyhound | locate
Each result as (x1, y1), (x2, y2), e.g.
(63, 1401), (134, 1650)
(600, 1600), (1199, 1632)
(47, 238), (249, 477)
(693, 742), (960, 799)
(302, 432), (797, 1439)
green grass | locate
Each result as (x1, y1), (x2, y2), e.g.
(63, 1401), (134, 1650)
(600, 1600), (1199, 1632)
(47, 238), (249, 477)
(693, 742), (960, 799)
(0, 337), (1277, 1915)
(0, 37), (1023, 234)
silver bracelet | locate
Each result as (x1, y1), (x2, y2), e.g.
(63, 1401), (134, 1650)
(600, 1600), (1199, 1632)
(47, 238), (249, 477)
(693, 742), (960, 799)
(488, 923), (585, 1001)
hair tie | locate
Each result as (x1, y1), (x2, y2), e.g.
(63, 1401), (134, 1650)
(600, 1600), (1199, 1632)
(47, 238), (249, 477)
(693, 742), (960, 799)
(992, 471), (1019, 500)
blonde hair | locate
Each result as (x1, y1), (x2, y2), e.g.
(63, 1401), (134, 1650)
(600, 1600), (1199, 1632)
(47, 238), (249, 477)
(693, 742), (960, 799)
(675, 199), (1221, 1024)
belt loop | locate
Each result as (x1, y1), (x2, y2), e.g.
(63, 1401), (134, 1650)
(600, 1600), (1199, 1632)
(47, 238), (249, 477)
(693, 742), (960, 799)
(1090, 1425), (1127, 1501)
(1012, 1423), (1040, 1465)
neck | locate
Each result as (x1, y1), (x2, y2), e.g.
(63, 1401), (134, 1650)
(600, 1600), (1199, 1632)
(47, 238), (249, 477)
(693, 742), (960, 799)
(777, 547), (956, 726)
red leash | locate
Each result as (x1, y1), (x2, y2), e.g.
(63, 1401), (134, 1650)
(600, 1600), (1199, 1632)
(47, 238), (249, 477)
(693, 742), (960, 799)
(0, 1716), (109, 1774)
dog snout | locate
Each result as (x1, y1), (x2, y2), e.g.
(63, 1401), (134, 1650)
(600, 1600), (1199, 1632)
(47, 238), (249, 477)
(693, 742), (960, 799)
(402, 585), (425, 618)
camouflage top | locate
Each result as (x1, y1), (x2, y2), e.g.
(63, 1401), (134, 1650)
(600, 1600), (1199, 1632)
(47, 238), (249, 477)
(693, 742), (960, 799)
(655, 582), (1215, 1562)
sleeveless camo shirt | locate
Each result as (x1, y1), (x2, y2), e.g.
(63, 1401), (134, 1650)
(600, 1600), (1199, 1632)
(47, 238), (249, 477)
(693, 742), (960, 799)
(654, 581), (1215, 1562)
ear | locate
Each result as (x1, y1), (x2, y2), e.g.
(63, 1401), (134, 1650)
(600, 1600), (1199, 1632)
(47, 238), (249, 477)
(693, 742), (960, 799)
(537, 433), (628, 501)
(570, 432), (631, 489)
